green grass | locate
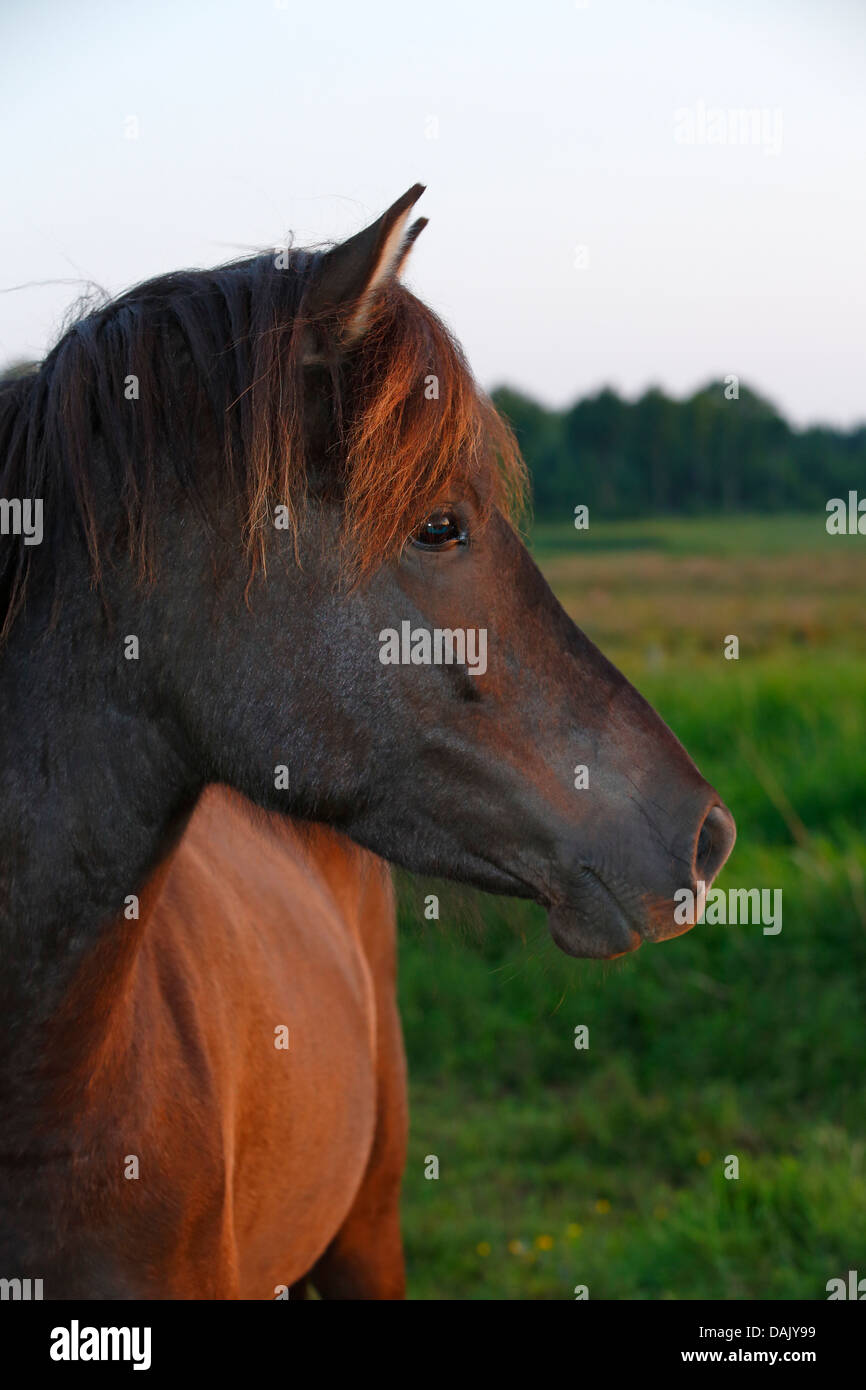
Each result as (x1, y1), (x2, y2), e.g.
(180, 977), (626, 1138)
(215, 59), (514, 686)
(396, 516), (866, 1299)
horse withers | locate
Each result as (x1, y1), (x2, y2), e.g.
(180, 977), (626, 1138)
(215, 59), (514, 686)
(0, 185), (734, 1298)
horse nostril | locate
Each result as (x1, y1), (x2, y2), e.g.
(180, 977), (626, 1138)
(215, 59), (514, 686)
(694, 804), (737, 883)
(696, 820), (713, 869)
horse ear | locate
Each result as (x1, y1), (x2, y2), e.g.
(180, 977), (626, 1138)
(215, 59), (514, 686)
(302, 184), (426, 359)
(392, 215), (429, 279)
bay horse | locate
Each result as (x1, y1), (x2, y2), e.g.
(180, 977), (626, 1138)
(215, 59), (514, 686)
(0, 185), (735, 1299)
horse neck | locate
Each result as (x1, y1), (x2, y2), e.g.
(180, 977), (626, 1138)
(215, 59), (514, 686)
(0, 595), (198, 1122)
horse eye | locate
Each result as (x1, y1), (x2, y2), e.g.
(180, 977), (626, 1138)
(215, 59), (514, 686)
(412, 510), (464, 550)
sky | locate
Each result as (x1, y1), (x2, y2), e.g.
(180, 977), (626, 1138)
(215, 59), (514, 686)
(1, 0), (864, 428)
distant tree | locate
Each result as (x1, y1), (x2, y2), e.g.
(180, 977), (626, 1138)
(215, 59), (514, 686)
(491, 379), (864, 519)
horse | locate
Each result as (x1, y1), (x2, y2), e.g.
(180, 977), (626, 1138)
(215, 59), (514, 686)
(0, 184), (735, 1299)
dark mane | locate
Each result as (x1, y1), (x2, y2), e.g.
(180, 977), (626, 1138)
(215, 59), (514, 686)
(0, 248), (525, 643)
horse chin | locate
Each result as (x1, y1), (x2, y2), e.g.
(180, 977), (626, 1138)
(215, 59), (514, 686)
(546, 902), (643, 960)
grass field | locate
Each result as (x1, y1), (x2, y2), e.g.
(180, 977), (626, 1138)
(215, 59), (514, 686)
(396, 514), (866, 1300)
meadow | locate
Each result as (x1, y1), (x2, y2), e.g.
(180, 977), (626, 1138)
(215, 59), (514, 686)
(396, 513), (866, 1300)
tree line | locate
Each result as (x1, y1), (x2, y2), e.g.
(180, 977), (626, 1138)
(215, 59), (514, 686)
(491, 381), (866, 519)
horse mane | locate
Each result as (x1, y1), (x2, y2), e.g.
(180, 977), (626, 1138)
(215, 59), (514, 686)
(0, 248), (526, 644)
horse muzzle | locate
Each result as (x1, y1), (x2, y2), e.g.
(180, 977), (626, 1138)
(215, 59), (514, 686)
(546, 802), (737, 960)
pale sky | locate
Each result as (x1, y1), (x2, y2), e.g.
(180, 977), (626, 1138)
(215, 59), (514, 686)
(2, 0), (864, 427)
